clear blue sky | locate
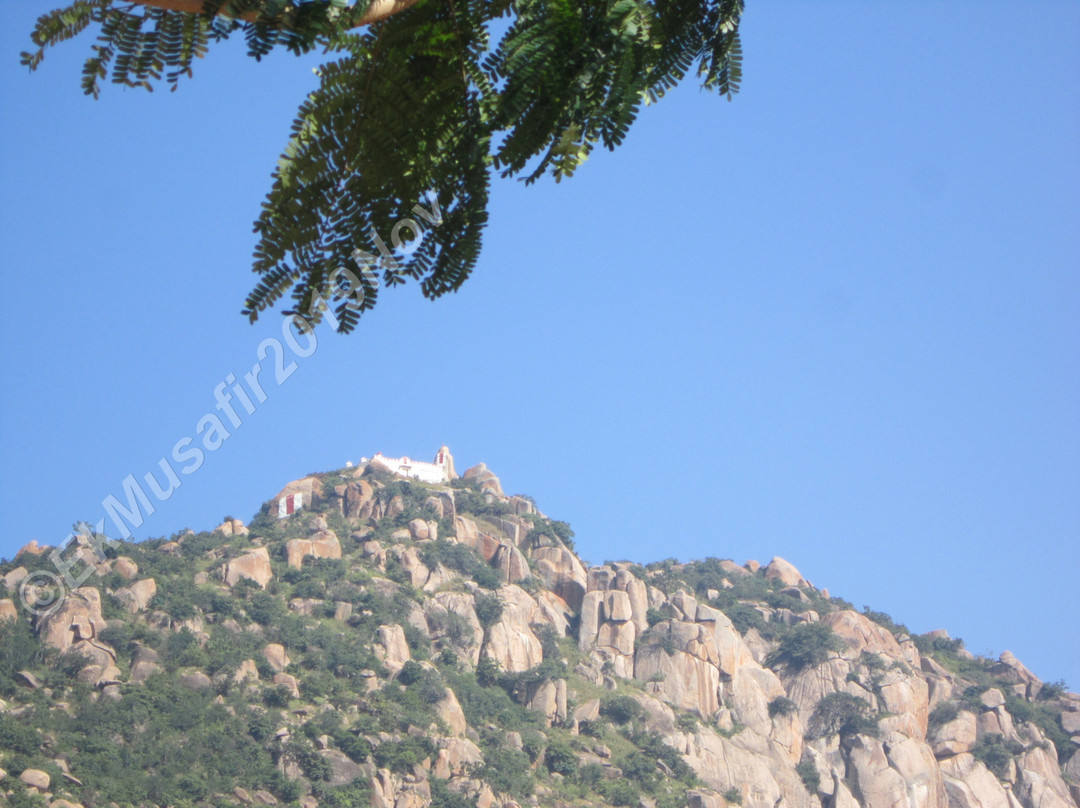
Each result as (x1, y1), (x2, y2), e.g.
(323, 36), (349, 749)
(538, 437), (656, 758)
(1, 3), (1077, 686)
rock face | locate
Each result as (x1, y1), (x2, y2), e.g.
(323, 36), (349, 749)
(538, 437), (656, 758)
(485, 586), (544, 672)
(225, 547), (273, 588)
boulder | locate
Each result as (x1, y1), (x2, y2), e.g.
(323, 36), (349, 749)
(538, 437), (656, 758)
(494, 542), (531, 583)
(979, 689), (1006, 709)
(179, 671), (212, 691)
(233, 658), (260, 683)
(409, 518), (436, 541)
(319, 749), (367, 787)
(112, 557), (138, 580)
(823, 610), (903, 658)
(273, 672), (300, 698)
(437, 687), (468, 737)
(1016, 746), (1074, 808)
(846, 734), (910, 808)
(932, 710), (977, 757)
(225, 547), (273, 588)
(375, 624), (412, 674)
(285, 531), (342, 569)
(215, 518), (249, 536)
(114, 578), (157, 614)
(463, 462), (504, 496)
(940, 752), (1012, 808)
(0, 598), (17, 622)
(526, 678), (567, 726)
(20, 768), (51, 792)
(433, 737), (485, 778)
(3, 566), (29, 592)
(17, 541), (48, 557)
(263, 643), (290, 672)
(344, 479), (376, 519)
(274, 476), (322, 508)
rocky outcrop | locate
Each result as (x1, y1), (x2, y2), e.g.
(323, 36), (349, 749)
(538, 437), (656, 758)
(528, 541), (587, 609)
(764, 556), (808, 588)
(1, 456), (1075, 808)
(36, 587), (112, 664)
(463, 463), (503, 496)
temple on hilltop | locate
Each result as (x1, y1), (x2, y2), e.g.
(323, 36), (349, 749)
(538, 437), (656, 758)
(362, 445), (456, 484)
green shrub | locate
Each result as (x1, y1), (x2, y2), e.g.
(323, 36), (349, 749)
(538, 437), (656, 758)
(479, 745), (533, 795)
(724, 787), (744, 805)
(971, 734), (1015, 779)
(600, 694), (645, 725)
(246, 591), (286, 626)
(928, 702), (959, 730)
(419, 539), (503, 590)
(796, 760), (820, 794)
(474, 593), (504, 628)
(372, 736), (436, 773)
(430, 776), (477, 808)
(768, 697), (798, 718)
(521, 728), (546, 761)
(1038, 680), (1068, 701)
(544, 739), (578, 776)
(765, 623), (844, 671)
(808, 693), (878, 738)
(397, 660), (426, 686)
(645, 607), (666, 627)
(598, 780), (639, 806)
(0, 714), (40, 755)
(860, 607), (910, 637)
(311, 781), (375, 808)
(336, 732), (373, 763)
(620, 751), (658, 787)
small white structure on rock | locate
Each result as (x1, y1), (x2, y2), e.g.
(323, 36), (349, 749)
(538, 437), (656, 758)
(367, 445), (456, 484)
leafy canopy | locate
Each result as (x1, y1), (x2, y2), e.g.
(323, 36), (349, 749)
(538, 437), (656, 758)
(25, 0), (745, 332)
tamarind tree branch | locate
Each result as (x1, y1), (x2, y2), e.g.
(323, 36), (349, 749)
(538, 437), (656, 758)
(127, 0), (422, 27)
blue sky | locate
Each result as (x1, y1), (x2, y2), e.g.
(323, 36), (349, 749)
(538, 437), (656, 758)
(1, 3), (1077, 686)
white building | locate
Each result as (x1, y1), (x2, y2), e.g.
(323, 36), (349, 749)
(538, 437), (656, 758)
(366, 445), (456, 484)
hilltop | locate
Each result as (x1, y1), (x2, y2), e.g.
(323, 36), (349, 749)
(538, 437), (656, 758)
(1, 449), (1078, 808)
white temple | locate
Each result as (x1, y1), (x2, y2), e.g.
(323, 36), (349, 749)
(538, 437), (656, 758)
(364, 445), (456, 484)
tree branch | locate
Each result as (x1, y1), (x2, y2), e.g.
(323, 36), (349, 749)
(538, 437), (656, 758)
(128, 0), (422, 27)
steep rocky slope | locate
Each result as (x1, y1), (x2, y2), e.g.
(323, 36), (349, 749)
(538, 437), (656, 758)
(1, 455), (1077, 808)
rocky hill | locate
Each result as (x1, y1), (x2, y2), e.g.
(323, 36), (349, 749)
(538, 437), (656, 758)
(1, 453), (1077, 808)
